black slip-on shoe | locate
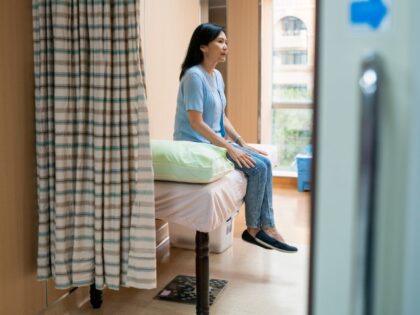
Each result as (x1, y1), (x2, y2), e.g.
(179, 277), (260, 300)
(241, 230), (272, 250)
(255, 230), (298, 253)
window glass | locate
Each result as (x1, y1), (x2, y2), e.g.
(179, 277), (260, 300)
(271, 1), (315, 172)
(272, 109), (313, 169)
(273, 84), (309, 102)
(281, 16), (307, 36)
(275, 50), (308, 65)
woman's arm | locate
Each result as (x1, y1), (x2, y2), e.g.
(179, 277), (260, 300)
(188, 110), (255, 168)
(223, 115), (268, 156)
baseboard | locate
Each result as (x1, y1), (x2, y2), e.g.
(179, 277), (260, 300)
(273, 176), (298, 189)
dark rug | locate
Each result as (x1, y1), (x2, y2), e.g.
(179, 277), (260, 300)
(156, 275), (228, 306)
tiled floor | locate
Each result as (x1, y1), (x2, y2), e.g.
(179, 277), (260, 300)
(43, 182), (311, 315)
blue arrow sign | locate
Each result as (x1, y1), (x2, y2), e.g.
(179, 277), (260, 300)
(350, 0), (388, 29)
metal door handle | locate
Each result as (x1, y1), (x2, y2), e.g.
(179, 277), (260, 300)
(356, 52), (382, 315)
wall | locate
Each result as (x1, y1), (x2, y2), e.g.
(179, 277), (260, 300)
(227, 0), (260, 143)
(0, 0), (46, 314)
(201, 0), (209, 23)
(260, 0), (273, 144)
(142, 0), (201, 140)
(209, 0), (227, 93)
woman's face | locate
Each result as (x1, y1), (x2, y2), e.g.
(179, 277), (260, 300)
(201, 31), (228, 63)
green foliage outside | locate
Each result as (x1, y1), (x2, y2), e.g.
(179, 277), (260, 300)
(273, 85), (310, 102)
(272, 108), (313, 170)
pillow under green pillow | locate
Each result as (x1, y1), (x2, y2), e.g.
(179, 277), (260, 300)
(151, 140), (234, 183)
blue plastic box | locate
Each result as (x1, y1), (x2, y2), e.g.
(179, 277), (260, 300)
(296, 154), (312, 192)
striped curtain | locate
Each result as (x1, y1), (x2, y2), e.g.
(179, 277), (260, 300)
(33, 0), (156, 290)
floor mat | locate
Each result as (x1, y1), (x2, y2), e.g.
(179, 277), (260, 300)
(156, 275), (228, 306)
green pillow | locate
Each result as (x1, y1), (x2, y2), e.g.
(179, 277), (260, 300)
(151, 140), (234, 183)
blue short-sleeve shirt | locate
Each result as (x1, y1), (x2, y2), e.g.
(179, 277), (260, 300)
(173, 65), (227, 143)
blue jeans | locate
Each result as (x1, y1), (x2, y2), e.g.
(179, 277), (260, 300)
(227, 144), (275, 229)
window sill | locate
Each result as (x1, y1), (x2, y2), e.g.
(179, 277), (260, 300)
(273, 169), (297, 178)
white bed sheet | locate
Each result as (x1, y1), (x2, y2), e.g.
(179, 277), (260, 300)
(154, 170), (247, 233)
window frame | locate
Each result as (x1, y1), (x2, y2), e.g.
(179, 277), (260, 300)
(260, 0), (315, 173)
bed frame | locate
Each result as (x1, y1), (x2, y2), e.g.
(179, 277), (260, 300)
(87, 170), (248, 315)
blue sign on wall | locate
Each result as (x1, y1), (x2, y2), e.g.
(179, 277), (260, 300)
(350, 0), (390, 30)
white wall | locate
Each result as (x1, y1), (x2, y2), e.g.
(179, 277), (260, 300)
(141, 0), (201, 140)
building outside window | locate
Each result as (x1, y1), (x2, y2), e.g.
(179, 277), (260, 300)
(275, 50), (308, 65)
(281, 16), (307, 36)
(270, 0), (315, 172)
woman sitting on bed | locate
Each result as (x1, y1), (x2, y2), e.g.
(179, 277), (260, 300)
(173, 23), (297, 253)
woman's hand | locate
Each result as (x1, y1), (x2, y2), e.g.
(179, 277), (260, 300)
(227, 145), (255, 168)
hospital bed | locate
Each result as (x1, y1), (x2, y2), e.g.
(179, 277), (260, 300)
(89, 170), (247, 315)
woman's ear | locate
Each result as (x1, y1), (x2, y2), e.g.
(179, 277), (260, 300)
(200, 45), (207, 54)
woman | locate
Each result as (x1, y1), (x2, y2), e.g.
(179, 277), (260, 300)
(174, 23), (297, 253)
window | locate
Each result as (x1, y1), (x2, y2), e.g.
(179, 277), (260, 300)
(273, 84), (309, 102)
(275, 50), (308, 65)
(272, 108), (313, 169)
(268, 2), (315, 172)
(281, 16), (307, 36)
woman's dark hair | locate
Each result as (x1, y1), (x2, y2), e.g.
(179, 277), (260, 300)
(179, 23), (225, 80)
